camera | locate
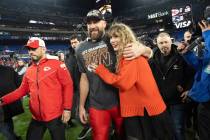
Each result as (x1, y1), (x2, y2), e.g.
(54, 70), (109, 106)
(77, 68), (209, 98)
(188, 37), (204, 58)
(204, 5), (210, 24)
(179, 37), (204, 58)
(186, 37), (203, 52)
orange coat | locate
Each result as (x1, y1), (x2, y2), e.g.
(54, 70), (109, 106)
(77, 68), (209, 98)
(95, 56), (166, 117)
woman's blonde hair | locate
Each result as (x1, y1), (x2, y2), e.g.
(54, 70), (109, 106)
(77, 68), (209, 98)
(107, 22), (139, 70)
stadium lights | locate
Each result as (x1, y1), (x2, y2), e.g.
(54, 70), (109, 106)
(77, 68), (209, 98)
(29, 20), (55, 25)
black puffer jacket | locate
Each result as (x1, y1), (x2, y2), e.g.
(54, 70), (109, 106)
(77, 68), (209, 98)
(0, 65), (24, 120)
(149, 45), (195, 105)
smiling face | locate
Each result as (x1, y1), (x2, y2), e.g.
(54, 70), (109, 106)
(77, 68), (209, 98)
(108, 23), (137, 54)
(108, 23), (138, 71)
(87, 19), (106, 41)
(110, 35), (121, 51)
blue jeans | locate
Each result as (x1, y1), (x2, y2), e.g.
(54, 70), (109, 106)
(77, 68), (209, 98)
(0, 118), (17, 140)
(168, 104), (187, 140)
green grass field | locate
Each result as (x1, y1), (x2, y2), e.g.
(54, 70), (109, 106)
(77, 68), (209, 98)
(0, 97), (197, 140)
(0, 97), (91, 140)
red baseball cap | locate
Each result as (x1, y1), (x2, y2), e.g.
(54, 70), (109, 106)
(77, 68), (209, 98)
(24, 37), (46, 49)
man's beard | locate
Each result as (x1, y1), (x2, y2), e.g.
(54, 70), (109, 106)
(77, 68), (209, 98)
(161, 48), (170, 56)
(89, 29), (104, 41)
(31, 55), (41, 63)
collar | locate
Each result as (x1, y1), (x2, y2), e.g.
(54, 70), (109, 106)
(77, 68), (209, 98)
(32, 58), (48, 66)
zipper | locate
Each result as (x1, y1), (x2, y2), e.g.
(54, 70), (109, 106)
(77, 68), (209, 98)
(152, 56), (179, 102)
(164, 59), (178, 78)
(36, 65), (42, 119)
(154, 59), (178, 80)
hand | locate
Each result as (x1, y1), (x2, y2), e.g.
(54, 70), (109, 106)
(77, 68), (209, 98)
(180, 91), (189, 103)
(123, 42), (152, 60)
(177, 42), (188, 54)
(177, 85), (184, 92)
(79, 106), (88, 124)
(198, 20), (210, 32)
(88, 63), (98, 73)
(123, 43), (141, 60)
(61, 110), (71, 124)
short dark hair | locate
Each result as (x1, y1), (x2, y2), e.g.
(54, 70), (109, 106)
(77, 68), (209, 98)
(184, 29), (193, 34)
(70, 34), (80, 41)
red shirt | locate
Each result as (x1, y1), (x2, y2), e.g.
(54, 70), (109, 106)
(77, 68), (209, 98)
(95, 56), (166, 117)
(2, 58), (73, 121)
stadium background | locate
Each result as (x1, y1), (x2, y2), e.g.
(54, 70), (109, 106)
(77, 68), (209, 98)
(0, 0), (209, 139)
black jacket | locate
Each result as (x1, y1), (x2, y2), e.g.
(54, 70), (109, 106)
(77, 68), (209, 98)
(65, 48), (81, 92)
(149, 45), (195, 105)
(0, 65), (24, 120)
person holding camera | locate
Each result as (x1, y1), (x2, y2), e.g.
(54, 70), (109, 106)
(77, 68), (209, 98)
(178, 15), (210, 140)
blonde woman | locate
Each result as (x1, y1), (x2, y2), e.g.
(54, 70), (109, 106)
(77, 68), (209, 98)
(90, 23), (174, 140)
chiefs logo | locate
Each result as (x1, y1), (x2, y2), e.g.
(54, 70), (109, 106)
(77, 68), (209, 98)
(43, 67), (51, 71)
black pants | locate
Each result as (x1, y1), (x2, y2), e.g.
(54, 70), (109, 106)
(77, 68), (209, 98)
(0, 118), (18, 140)
(197, 102), (210, 140)
(26, 117), (65, 140)
(124, 110), (174, 140)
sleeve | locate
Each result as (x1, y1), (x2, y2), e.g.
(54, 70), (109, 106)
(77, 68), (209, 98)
(95, 59), (137, 91)
(65, 56), (75, 75)
(203, 30), (210, 51)
(13, 69), (21, 87)
(2, 75), (29, 105)
(184, 30), (210, 70)
(57, 62), (73, 110)
(183, 52), (201, 70)
(202, 30), (210, 59)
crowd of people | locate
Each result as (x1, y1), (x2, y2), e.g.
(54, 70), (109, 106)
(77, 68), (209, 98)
(0, 7), (210, 140)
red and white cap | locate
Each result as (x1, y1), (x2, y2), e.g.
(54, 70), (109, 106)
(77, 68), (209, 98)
(24, 37), (46, 49)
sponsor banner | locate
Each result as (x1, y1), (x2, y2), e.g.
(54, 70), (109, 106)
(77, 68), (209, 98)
(171, 5), (192, 29)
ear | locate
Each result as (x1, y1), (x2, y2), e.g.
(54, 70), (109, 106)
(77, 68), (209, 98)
(102, 20), (107, 28)
(169, 38), (173, 44)
(42, 47), (47, 52)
